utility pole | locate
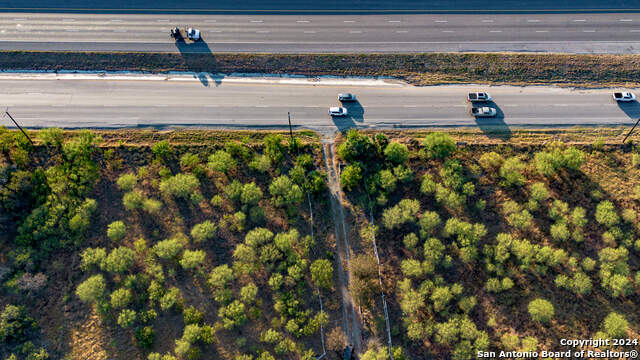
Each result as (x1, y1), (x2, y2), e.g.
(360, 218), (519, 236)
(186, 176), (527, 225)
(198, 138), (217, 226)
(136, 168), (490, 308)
(288, 111), (298, 155)
(623, 118), (640, 144)
(4, 110), (34, 145)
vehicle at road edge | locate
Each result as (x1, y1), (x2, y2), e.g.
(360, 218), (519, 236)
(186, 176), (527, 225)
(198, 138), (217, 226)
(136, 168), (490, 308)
(468, 92), (492, 102)
(613, 92), (636, 102)
(338, 93), (357, 102)
(329, 107), (348, 116)
(472, 106), (497, 117)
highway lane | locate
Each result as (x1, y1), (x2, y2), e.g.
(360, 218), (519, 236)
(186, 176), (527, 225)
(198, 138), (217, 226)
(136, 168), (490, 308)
(1, 74), (639, 133)
(1, 0), (638, 12)
(2, 13), (640, 53)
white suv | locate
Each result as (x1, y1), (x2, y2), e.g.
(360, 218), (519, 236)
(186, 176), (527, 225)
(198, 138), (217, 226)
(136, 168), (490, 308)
(329, 107), (348, 116)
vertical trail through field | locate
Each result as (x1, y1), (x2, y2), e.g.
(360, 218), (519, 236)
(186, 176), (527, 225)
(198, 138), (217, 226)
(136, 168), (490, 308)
(322, 136), (363, 354)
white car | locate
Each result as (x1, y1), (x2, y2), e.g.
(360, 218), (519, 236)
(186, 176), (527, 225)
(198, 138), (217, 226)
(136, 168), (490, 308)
(187, 28), (201, 41)
(613, 92), (636, 102)
(468, 92), (492, 102)
(472, 107), (497, 117)
(329, 107), (348, 116)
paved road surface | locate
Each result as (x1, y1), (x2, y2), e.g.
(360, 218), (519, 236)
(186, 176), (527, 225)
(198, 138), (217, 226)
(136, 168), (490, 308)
(2, 13), (640, 53)
(1, 0), (638, 12)
(1, 73), (639, 135)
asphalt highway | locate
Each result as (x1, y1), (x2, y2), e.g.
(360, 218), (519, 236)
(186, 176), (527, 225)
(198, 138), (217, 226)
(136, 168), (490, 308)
(1, 0), (638, 12)
(2, 74), (639, 134)
(2, 13), (640, 53)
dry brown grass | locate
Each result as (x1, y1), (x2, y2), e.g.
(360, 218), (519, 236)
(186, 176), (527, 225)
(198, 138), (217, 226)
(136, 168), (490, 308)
(3, 51), (640, 87)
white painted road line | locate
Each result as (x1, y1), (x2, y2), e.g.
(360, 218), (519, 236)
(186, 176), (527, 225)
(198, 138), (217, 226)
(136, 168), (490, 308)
(111, 19), (122, 22)
(441, 30), (455, 33)
(630, 29), (640, 32)
(343, 20), (355, 23)
(204, 105), (219, 107)
(62, 18), (75, 22)
(296, 20), (310, 23)
(435, 20), (448, 23)
(113, 29), (127, 32)
(535, 30), (549, 33)
(387, 20), (401, 23)
(250, 20), (263, 23)
(205, 20), (217, 23)
(303, 31), (316, 34)
(619, 19), (633, 22)
(527, 19), (541, 22)
(583, 30), (596, 32)
(256, 30), (269, 33)
(156, 19), (169, 22)
(396, 30), (408, 33)
(482, 19), (494, 23)
(573, 19), (587, 22)
(489, 30), (503, 33)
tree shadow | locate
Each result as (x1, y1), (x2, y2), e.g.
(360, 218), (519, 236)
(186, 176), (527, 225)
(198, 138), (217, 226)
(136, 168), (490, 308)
(342, 100), (364, 124)
(174, 35), (222, 87)
(472, 101), (511, 140)
(616, 99), (640, 120)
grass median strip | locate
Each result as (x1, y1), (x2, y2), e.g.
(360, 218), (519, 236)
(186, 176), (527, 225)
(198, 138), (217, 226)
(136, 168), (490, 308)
(2, 51), (640, 87)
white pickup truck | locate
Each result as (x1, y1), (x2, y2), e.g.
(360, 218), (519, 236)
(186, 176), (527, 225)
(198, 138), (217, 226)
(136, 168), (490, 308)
(468, 92), (492, 102)
(613, 92), (636, 102)
(472, 107), (497, 117)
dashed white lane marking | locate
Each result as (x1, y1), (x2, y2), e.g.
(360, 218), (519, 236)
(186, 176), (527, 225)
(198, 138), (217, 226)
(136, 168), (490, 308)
(434, 20), (448, 23)
(209, 30), (222, 33)
(343, 20), (356, 23)
(154, 104), (168, 107)
(535, 30), (549, 33)
(387, 20), (401, 23)
(65, 29), (79, 32)
(481, 19), (494, 23)
(14, 18), (25, 21)
(630, 29), (640, 32)
(403, 105), (418, 107)
(553, 104), (569, 106)
(204, 105), (219, 107)
(296, 20), (310, 23)
(502, 104), (520, 107)
(396, 30), (408, 33)
(256, 30), (269, 33)
(113, 29), (127, 32)
(51, 104), (65, 107)
(573, 19), (586, 22)
(111, 19), (122, 22)
(527, 19), (541, 22)
(489, 30), (503, 33)
(255, 105), (268, 107)
(205, 20), (217, 23)
(157, 19), (169, 22)
(304, 31), (316, 33)
(250, 20), (263, 23)
(62, 18), (75, 22)
(441, 30), (455, 33)
(620, 19), (633, 22)
(583, 30), (596, 32)
(103, 104), (117, 107)
(349, 30), (362, 33)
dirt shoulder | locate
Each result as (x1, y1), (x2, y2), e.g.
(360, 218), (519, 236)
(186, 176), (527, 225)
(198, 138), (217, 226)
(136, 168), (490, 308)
(2, 51), (640, 87)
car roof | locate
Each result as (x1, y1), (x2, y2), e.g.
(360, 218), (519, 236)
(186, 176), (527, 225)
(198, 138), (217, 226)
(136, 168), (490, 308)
(329, 107), (341, 111)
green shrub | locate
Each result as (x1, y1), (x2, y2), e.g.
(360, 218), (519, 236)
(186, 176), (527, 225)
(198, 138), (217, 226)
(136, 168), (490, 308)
(401, 259), (424, 278)
(249, 154), (271, 173)
(419, 211), (441, 238)
(123, 190), (144, 210)
(393, 165), (413, 183)
(440, 160), (465, 190)
(403, 233), (419, 250)
(264, 134), (286, 163)
(80, 247), (107, 271)
(76, 274), (106, 303)
(117, 309), (136, 328)
(191, 221), (217, 243)
(240, 182), (263, 205)
(478, 152), (504, 172)
(180, 250), (206, 270)
(420, 174), (437, 194)
(208, 265), (234, 289)
(107, 221), (127, 242)
(384, 142), (409, 164)
(0, 305), (37, 343)
(595, 201), (620, 227)
(159, 288), (181, 311)
(529, 182), (549, 202)
(423, 133), (455, 159)
(135, 326), (155, 348)
(159, 174), (200, 200)
(179, 153), (202, 173)
(110, 288), (132, 309)
(550, 222), (570, 242)
(341, 164), (362, 191)
(527, 299), (554, 323)
(207, 150), (236, 173)
(101, 246), (135, 274)
(499, 156), (526, 187)
(376, 169), (397, 193)
(239, 283), (258, 304)
(117, 173), (137, 191)
(269, 176), (303, 207)
(310, 259), (334, 289)
(142, 198), (163, 214)
(151, 141), (171, 161)
(603, 312), (628, 337)
(382, 199), (420, 230)
(622, 208), (636, 223)
(153, 235), (186, 260)
(218, 300), (247, 329)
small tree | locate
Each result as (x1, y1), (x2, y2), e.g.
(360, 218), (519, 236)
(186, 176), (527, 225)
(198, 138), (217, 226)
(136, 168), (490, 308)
(151, 140), (171, 161)
(180, 250), (206, 270)
(110, 288), (132, 309)
(384, 142), (409, 164)
(603, 312), (628, 337)
(239, 283), (258, 304)
(527, 299), (554, 323)
(118, 309), (136, 328)
(499, 157), (526, 187)
(153, 235), (186, 260)
(595, 201), (620, 227)
(241, 182), (263, 206)
(101, 246), (136, 274)
(76, 274), (106, 303)
(107, 221), (126, 242)
(269, 176), (303, 208)
(117, 173), (137, 191)
(159, 174), (200, 200)
(340, 164), (362, 191)
(191, 221), (217, 243)
(310, 259), (334, 289)
(207, 150), (236, 174)
(123, 190), (144, 210)
(423, 133), (455, 159)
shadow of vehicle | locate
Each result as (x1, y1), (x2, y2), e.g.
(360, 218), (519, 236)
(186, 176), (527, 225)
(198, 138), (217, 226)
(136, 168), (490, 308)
(342, 99), (364, 123)
(471, 101), (511, 140)
(174, 34), (220, 87)
(616, 99), (640, 120)
(330, 113), (357, 132)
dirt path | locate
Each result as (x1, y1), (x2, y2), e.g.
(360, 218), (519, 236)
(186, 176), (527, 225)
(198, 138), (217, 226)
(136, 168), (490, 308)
(322, 137), (364, 355)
